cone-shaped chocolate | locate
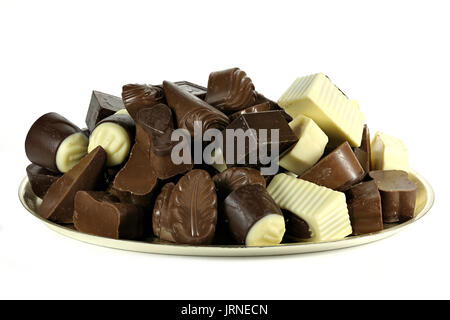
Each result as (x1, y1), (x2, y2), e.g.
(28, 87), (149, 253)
(163, 80), (229, 136)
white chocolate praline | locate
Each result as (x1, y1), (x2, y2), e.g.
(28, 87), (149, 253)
(115, 109), (130, 116)
(245, 214), (285, 246)
(267, 173), (352, 242)
(279, 115), (328, 176)
(88, 122), (131, 167)
(371, 132), (409, 171)
(277, 73), (365, 147)
(55, 132), (89, 172)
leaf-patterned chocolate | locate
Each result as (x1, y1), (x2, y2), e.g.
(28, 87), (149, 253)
(168, 169), (218, 245)
(121, 84), (165, 119)
(205, 68), (257, 113)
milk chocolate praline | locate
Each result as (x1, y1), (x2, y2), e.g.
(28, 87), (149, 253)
(26, 164), (62, 198)
(163, 80), (230, 136)
(223, 184), (285, 246)
(205, 68), (257, 113)
(213, 167), (266, 201)
(152, 182), (176, 242)
(300, 142), (365, 191)
(346, 180), (383, 235)
(135, 103), (193, 179)
(74, 191), (144, 240)
(122, 84), (165, 119)
(39, 146), (106, 223)
(222, 111), (298, 167)
(368, 170), (417, 223)
(168, 169), (218, 245)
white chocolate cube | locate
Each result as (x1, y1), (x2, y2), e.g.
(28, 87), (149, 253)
(278, 73), (365, 147)
(267, 173), (352, 242)
(371, 132), (409, 171)
(279, 115), (328, 176)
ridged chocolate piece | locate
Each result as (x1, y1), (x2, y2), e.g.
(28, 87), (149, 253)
(136, 104), (193, 179)
(168, 169), (218, 245)
(39, 146), (106, 223)
(122, 84), (165, 119)
(74, 191), (144, 239)
(152, 183), (176, 242)
(112, 143), (158, 207)
(346, 180), (383, 235)
(213, 167), (266, 201)
(300, 142), (365, 191)
(223, 184), (284, 245)
(85, 91), (124, 132)
(368, 170), (416, 223)
(26, 164), (62, 198)
(354, 124), (371, 174)
(25, 112), (85, 172)
(163, 80), (229, 136)
(205, 68), (257, 113)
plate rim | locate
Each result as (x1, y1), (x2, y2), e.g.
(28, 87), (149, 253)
(18, 169), (434, 256)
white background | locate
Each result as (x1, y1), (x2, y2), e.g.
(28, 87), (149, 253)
(0, 0), (449, 299)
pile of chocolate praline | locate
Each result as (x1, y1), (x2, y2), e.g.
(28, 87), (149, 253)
(24, 68), (417, 246)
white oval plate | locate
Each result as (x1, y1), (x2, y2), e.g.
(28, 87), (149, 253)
(19, 170), (434, 256)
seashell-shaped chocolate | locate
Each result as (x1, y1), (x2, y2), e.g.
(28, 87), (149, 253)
(168, 169), (218, 245)
(163, 80), (229, 136)
(122, 84), (165, 119)
(213, 167), (266, 201)
(205, 68), (257, 113)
